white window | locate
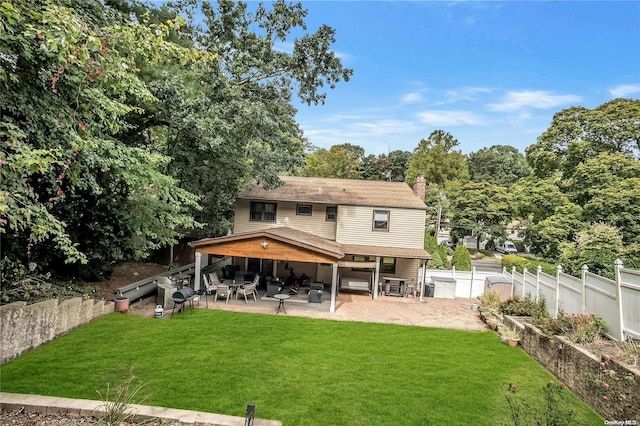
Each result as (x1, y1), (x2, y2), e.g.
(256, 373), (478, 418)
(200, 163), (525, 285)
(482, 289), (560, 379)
(326, 206), (337, 221)
(373, 210), (389, 231)
(296, 204), (312, 216)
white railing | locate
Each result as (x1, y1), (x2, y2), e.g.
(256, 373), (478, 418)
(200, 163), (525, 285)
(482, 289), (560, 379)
(505, 260), (639, 341)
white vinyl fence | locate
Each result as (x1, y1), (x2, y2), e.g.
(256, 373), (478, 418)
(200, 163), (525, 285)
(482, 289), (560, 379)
(505, 260), (640, 342)
(423, 260), (639, 341)
(421, 266), (508, 299)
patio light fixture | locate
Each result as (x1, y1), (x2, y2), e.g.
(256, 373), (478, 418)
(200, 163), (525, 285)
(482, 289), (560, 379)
(245, 402), (256, 426)
(261, 241), (269, 249)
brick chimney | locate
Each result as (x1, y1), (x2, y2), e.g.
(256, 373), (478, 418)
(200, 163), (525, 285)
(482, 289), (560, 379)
(413, 174), (426, 201)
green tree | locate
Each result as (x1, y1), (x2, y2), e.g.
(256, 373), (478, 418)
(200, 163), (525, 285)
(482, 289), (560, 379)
(1, 0), (204, 277)
(449, 182), (511, 249)
(526, 203), (584, 260)
(451, 244), (472, 271)
(405, 130), (469, 188)
(387, 150), (412, 182)
(559, 223), (624, 279)
(424, 232), (438, 254)
(361, 154), (383, 180)
(526, 98), (640, 179)
(303, 144), (364, 178)
(428, 250), (446, 270)
(568, 153), (640, 245)
(467, 145), (531, 187)
(129, 0), (353, 236)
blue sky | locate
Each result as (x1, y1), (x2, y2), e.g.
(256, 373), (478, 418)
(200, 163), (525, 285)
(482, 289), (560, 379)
(289, 1), (640, 155)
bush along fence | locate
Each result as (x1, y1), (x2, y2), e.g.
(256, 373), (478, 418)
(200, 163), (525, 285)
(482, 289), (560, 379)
(506, 260), (640, 342)
(0, 298), (114, 364)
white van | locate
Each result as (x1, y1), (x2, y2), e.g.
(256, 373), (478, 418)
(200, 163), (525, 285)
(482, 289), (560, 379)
(495, 240), (518, 254)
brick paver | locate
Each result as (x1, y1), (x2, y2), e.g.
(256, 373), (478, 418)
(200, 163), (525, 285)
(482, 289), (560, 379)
(131, 290), (487, 331)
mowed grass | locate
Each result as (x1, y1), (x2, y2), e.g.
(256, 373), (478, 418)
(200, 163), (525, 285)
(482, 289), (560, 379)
(1, 310), (601, 425)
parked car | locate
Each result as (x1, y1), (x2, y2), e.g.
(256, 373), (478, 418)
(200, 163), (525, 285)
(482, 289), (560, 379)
(494, 239), (518, 254)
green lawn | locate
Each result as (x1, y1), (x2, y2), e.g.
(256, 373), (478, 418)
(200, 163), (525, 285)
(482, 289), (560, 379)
(1, 310), (601, 425)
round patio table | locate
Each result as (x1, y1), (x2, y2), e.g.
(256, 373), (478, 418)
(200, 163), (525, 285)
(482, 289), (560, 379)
(274, 294), (290, 314)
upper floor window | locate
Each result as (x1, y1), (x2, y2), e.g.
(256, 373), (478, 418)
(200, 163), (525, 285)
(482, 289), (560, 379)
(326, 206), (337, 221)
(250, 202), (277, 222)
(296, 204), (312, 216)
(373, 210), (390, 231)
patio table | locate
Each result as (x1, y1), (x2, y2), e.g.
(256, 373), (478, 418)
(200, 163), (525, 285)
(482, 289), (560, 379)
(274, 294), (289, 314)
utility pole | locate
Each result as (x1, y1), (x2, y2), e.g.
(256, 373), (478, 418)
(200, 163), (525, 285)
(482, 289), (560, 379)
(435, 191), (443, 242)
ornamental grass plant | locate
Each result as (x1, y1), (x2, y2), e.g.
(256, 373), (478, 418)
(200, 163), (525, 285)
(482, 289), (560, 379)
(0, 310), (602, 425)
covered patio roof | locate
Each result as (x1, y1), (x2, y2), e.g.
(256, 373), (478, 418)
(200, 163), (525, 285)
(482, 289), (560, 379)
(189, 226), (431, 262)
(189, 226), (344, 263)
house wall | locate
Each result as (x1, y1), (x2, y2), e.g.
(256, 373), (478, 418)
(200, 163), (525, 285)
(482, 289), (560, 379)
(233, 200), (337, 239)
(336, 205), (424, 249)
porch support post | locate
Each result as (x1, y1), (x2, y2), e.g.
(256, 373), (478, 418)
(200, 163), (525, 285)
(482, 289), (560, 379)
(419, 260), (425, 302)
(330, 262), (338, 313)
(194, 252), (203, 291)
(373, 257), (381, 299)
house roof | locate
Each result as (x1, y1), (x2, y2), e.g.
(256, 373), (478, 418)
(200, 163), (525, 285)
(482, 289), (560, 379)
(190, 226), (431, 260)
(239, 176), (427, 210)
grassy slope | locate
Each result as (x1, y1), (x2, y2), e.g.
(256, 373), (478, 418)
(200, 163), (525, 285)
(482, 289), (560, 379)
(0, 310), (601, 425)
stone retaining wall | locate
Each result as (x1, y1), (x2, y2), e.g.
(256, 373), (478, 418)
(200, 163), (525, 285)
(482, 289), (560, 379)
(503, 316), (640, 421)
(0, 298), (114, 364)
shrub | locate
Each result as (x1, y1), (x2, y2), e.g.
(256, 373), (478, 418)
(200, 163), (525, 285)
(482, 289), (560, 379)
(499, 293), (548, 319)
(500, 255), (557, 276)
(478, 291), (501, 310)
(451, 245), (472, 271)
(506, 381), (576, 426)
(534, 311), (605, 344)
(429, 250), (446, 269)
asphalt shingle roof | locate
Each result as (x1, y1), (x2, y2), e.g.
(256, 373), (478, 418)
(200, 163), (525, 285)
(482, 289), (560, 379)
(240, 176), (427, 210)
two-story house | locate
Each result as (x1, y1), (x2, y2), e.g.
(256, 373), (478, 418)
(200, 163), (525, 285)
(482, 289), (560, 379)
(189, 176), (430, 312)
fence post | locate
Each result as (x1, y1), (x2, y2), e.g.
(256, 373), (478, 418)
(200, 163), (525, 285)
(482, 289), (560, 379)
(470, 266), (475, 298)
(581, 264), (589, 312)
(536, 265), (542, 302)
(522, 267), (528, 297)
(511, 266), (516, 298)
(615, 259), (625, 341)
(555, 265), (562, 319)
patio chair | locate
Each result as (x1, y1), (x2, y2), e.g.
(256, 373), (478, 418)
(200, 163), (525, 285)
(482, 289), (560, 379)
(200, 273), (218, 307)
(214, 284), (231, 304)
(244, 274), (260, 298)
(236, 283), (257, 304)
(208, 272), (223, 286)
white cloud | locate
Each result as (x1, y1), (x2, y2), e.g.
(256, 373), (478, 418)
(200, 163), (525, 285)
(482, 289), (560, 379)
(418, 110), (485, 126)
(436, 86), (492, 105)
(487, 90), (582, 112)
(609, 84), (640, 98)
(402, 92), (423, 103)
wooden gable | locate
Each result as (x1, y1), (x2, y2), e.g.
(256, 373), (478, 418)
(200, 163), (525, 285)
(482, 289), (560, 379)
(195, 235), (341, 264)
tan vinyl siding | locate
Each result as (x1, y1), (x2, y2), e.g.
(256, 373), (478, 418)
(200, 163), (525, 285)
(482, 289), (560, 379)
(336, 205), (424, 249)
(234, 199), (337, 239)
(376, 258), (420, 285)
